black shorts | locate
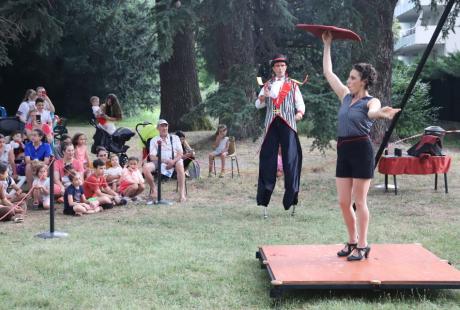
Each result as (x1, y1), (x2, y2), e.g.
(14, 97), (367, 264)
(336, 136), (374, 179)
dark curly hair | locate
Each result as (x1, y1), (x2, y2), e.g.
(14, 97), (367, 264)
(352, 63), (377, 90)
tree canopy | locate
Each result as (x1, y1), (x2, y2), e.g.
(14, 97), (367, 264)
(0, 0), (458, 148)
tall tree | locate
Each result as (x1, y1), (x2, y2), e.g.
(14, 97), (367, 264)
(0, 0), (158, 117)
(201, 0), (294, 138)
(0, 0), (62, 67)
(156, 0), (205, 131)
(350, 0), (398, 144)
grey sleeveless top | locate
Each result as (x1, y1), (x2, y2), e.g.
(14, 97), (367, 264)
(337, 94), (374, 137)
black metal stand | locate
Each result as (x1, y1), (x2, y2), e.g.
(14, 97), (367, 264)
(36, 159), (68, 239)
(154, 140), (173, 206)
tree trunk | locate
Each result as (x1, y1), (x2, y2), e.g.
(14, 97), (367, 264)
(215, 1), (256, 84)
(351, 0), (398, 144)
(159, 24), (203, 131)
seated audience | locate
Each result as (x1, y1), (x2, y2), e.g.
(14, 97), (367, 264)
(142, 119), (186, 204)
(83, 159), (126, 209)
(208, 124), (229, 178)
(16, 89), (37, 123)
(99, 93), (123, 134)
(0, 134), (15, 177)
(119, 156), (144, 199)
(95, 146), (110, 168)
(0, 163), (26, 207)
(25, 106), (53, 143)
(90, 96), (110, 130)
(53, 134), (71, 159)
(64, 172), (101, 216)
(32, 163), (50, 209)
(0, 178), (25, 222)
(36, 86), (55, 114)
(54, 143), (85, 197)
(105, 154), (122, 191)
(175, 130), (195, 170)
(72, 133), (90, 168)
(25, 129), (51, 189)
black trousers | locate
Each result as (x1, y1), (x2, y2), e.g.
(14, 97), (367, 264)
(257, 117), (302, 210)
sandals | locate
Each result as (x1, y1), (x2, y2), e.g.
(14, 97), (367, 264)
(337, 242), (358, 257)
(347, 246), (371, 261)
(13, 217), (24, 223)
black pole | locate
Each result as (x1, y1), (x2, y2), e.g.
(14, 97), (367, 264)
(36, 157), (68, 239)
(49, 158), (55, 233)
(155, 140), (173, 205)
(374, 0), (456, 168)
(157, 140), (162, 202)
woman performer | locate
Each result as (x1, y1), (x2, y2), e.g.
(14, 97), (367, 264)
(322, 31), (400, 261)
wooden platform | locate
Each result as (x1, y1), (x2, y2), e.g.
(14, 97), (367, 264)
(256, 244), (460, 298)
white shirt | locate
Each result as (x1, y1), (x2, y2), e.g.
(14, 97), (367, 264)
(255, 77), (305, 114)
(37, 110), (53, 125)
(92, 106), (102, 117)
(16, 101), (36, 123)
(105, 166), (123, 177)
(149, 134), (183, 177)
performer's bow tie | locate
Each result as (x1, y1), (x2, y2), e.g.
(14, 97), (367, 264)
(276, 77), (284, 81)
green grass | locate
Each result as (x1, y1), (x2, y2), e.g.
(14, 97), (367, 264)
(444, 134), (460, 150)
(0, 127), (459, 309)
(118, 107), (161, 128)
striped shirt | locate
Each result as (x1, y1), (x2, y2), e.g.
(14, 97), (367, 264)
(255, 77), (305, 132)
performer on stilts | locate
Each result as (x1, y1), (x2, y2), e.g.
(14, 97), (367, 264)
(255, 54), (305, 219)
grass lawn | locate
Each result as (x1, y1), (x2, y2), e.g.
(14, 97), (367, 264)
(0, 124), (459, 309)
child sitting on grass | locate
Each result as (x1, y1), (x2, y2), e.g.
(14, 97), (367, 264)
(64, 172), (101, 216)
(105, 154), (123, 191)
(119, 156), (145, 200)
(83, 159), (126, 209)
(0, 163), (26, 222)
(9, 131), (26, 181)
(32, 163), (50, 209)
(0, 163), (27, 205)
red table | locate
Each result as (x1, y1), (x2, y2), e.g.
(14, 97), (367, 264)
(378, 155), (451, 195)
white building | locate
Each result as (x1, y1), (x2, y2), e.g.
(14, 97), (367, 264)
(394, 0), (460, 63)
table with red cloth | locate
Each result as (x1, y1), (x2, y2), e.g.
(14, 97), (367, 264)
(378, 155), (451, 195)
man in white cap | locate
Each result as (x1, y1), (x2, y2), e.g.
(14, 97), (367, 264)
(142, 119), (187, 203)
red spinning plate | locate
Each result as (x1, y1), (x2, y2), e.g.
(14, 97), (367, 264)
(296, 24), (361, 42)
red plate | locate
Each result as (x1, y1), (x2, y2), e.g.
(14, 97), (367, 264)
(296, 24), (361, 42)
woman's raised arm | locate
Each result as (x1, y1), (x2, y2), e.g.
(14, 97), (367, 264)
(322, 31), (349, 101)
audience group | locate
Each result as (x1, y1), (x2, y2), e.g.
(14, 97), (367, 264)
(1, 87), (231, 224)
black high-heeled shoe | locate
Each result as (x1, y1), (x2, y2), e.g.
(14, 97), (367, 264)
(347, 246), (371, 261)
(337, 243), (357, 257)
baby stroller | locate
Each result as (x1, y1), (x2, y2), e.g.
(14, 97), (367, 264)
(90, 119), (135, 166)
(0, 106), (24, 135)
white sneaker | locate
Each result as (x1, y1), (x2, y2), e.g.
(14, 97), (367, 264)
(146, 199), (154, 205)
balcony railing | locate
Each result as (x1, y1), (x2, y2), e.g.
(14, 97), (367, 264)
(394, 25), (442, 52)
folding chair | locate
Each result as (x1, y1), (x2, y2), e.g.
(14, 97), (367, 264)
(212, 136), (240, 178)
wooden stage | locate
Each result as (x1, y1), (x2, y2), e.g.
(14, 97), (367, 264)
(256, 244), (460, 298)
